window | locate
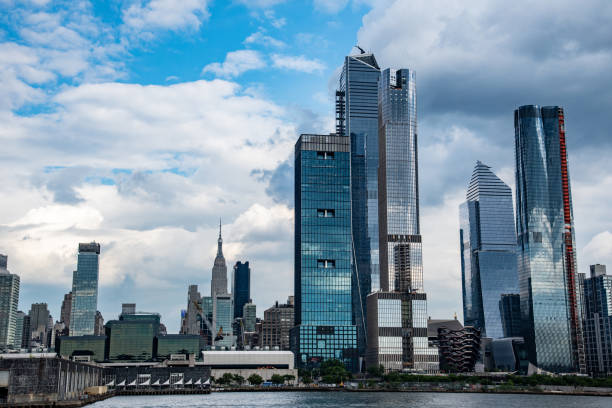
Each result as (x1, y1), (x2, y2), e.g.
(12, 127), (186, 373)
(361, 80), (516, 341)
(532, 231), (542, 243)
(317, 151), (335, 159)
(317, 259), (336, 269)
(317, 209), (335, 217)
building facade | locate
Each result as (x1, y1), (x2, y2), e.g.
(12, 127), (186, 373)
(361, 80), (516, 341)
(514, 105), (585, 372)
(293, 134), (357, 371)
(437, 326), (481, 373)
(29, 303), (50, 347)
(60, 292), (72, 328)
(499, 294), (522, 338)
(459, 161), (519, 338)
(105, 312), (160, 361)
(366, 68), (434, 372)
(338, 51), (381, 359)
(69, 242), (100, 336)
(233, 261), (250, 319)
(0, 254), (20, 349)
(213, 294), (234, 347)
(582, 264), (612, 375)
(262, 299), (294, 350)
(243, 302), (256, 333)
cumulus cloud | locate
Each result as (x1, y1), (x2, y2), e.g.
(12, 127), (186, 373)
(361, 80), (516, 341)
(202, 50), (266, 78)
(271, 54), (326, 73)
(0, 76), (297, 331)
(244, 30), (285, 48)
(313, 0), (349, 14)
(122, 0), (210, 32)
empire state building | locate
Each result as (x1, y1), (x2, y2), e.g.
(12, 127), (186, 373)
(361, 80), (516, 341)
(211, 221), (228, 297)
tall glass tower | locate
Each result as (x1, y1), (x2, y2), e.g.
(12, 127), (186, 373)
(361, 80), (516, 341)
(0, 254), (20, 348)
(292, 134), (358, 371)
(459, 161), (518, 338)
(338, 52), (380, 360)
(232, 261), (250, 319)
(69, 242), (100, 336)
(367, 68), (436, 373)
(514, 105), (585, 372)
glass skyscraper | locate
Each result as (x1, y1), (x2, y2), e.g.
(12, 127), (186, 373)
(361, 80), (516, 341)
(0, 254), (20, 349)
(69, 242), (100, 336)
(292, 134), (357, 371)
(232, 261), (250, 319)
(366, 69), (436, 373)
(514, 105), (585, 372)
(459, 161), (518, 339)
(338, 52), (380, 359)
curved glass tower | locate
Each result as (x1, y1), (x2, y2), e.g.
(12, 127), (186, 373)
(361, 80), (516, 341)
(459, 162), (518, 339)
(514, 105), (585, 372)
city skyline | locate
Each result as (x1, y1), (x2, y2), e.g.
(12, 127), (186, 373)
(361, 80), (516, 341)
(1, 1), (611, 335)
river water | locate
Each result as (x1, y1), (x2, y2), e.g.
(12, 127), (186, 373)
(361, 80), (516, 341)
(89, 391), (611, 407)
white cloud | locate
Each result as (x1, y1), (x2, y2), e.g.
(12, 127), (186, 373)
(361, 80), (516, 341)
(271, 54), (326, 73)
(122, 0), (209, 32)
(0, 76), (297, 331)
(202, 50), (266, 78)
(313, 0), (349, 14)
(244, 31), (285, 48)
(235, 0), (286, 8)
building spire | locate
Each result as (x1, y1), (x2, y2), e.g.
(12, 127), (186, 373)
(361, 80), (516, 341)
(217, 218), (223, 257)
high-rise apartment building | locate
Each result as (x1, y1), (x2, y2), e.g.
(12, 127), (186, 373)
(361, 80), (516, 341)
(13, 311), (25, 349)
(69, 242), (100, 336)
(243, 302), (256, 333)
(211, 222), (228, 297)
(213, 294), (234, 347)
(514, 105), (585, 372)
(366, 68), (436, 373)
(233, 261), (250, 319)
(459, 162), (519, 338)
(60, 292), (72, 328)
(338, 51), (381, 358)
(183, 285), (202, 335)
(0, 254), (20, 349)
(582, 264), (612, 375)
(292, 134), (358, 370)
(262, 298), (294, 350)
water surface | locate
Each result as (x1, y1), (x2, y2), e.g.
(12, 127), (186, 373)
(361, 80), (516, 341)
(90, 391), (611, 408)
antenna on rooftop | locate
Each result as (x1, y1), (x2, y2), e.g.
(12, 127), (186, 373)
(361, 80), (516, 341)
(355, 45), (366, 54)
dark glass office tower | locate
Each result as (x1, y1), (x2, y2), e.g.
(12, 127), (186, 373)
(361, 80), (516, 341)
(514, 105), (585, 372)
(582, 264), (612, 375)
(292, 134), (357, 371)
(70, 242), (100, 336)
(338, 51), (380, 361)
(367, 69), (436, 373)
(459, 161), (518, 338)
(233, 261), (250, 319)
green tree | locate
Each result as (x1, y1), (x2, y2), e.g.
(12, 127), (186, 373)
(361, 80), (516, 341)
(367, 365), (385, 378)
(247, 374), (263, 386)
(301, 374), (313, 384)
(319, 359), (351, 384)
(283, 374), (295, 385)
(233, 374), (245, 385)
(217, 372), (234, 385)
(271, 374), (285, 384)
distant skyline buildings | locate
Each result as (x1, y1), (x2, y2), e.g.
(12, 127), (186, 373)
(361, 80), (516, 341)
(69, 242), (100, 336)
(582, 264), (612, 375)
(459, 161), (519, 338)
(514, 105), (585, 373)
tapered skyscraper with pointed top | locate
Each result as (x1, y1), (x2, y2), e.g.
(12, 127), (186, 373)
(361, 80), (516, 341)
(459, 161), (518, 339)
(211, 221), (228, 297)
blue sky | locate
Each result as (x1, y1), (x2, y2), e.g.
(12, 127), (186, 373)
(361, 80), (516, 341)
(1, 0), (611, 334)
